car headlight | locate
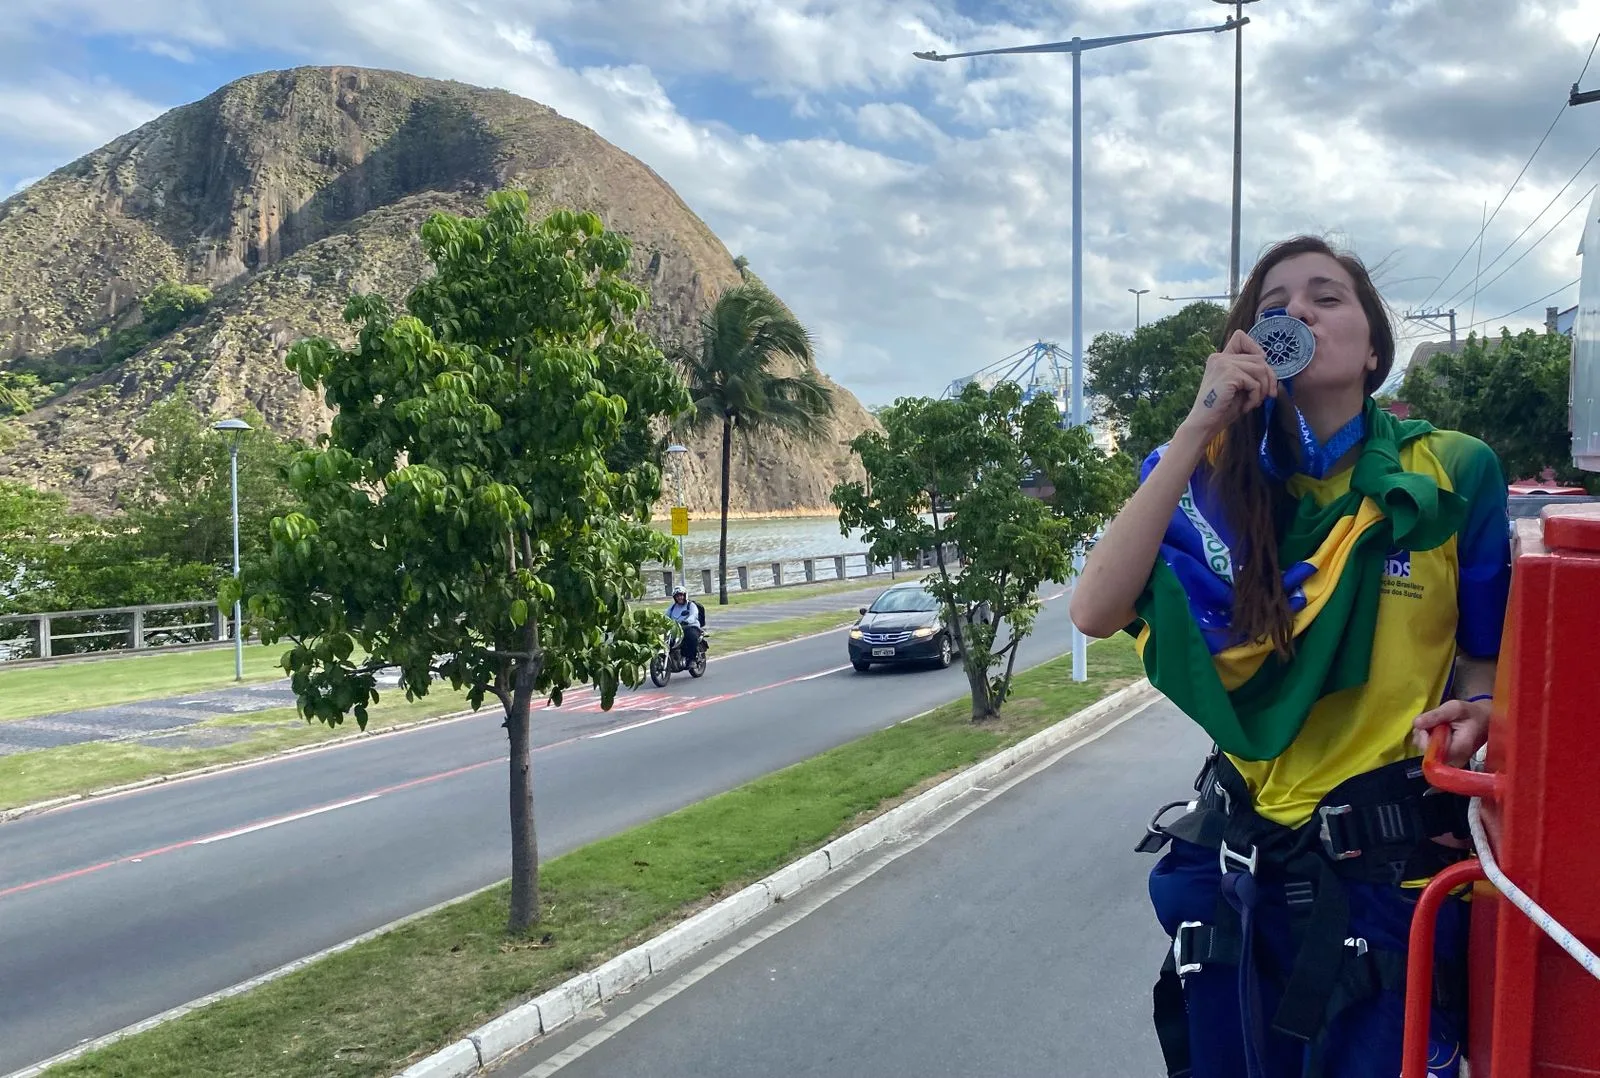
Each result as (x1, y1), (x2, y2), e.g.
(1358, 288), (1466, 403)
(850, 628), (863, 639)
(912, 626), (935, 638)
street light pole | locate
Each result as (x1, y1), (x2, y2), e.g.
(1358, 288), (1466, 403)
(917, 15), (1242, 683)
(212, 418), (252, 681)
(1128, 287), (1150, 330)
(1215, 0), (1262, 304)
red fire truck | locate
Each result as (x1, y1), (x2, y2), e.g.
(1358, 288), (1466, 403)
(1399, 186), (1600, 1077)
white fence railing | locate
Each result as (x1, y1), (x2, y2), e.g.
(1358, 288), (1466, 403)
(648, 545), (956, 598)
(0, 600), (233, 664)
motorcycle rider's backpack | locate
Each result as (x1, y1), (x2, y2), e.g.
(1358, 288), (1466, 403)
(696, 601), (706, 628)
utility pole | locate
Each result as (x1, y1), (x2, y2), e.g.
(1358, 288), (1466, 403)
(1404, 308), (1458, 347)
(1572, 82), (1600, 106)
(1214, 0), (1262, 303)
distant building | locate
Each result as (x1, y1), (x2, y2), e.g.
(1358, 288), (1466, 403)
(1547, 304), (1578, 336)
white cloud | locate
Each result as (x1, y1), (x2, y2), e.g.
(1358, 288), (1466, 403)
(0, 76), (162, 149)
(1, 0), (1597, 407)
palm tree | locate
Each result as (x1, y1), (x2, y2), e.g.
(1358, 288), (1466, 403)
(683, 281), (835, 605)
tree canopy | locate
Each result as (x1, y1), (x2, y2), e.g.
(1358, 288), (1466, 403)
(1399, 328), (1588, 488)
(1087, 301), (1226, 467)
(681, 280), (833, 603)
(833, 382), (1130, 721)
(239, 190), (691, 932)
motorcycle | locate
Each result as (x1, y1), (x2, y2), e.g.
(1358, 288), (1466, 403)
(648, 624), (709, 687)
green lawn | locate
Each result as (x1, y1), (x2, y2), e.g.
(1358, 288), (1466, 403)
(0, 607), (864, 811)
(0, 581), (889, 724)
(49, 636), (1142, 1078)
(0, 644), (289, 723)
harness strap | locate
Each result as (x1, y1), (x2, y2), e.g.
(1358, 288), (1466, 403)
(1141, 753), (1470, 1077)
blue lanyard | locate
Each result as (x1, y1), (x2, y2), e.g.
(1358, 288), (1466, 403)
(1251, 309), (1365, 480)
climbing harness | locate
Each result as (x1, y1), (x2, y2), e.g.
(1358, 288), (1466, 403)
(1139, 750), (1471, 1078)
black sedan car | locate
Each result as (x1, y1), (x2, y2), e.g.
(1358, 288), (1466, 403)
(848, 580), (973, 672)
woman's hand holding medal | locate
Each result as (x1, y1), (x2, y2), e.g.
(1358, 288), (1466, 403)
(1180, 331), (1280, 443)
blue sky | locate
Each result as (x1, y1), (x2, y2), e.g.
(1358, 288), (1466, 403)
(2, 0), (1598, 405)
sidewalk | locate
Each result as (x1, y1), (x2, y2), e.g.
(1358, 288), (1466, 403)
(0, 580), (901, 757)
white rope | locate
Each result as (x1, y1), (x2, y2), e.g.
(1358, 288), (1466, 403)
(1467, 796), (1600, 981)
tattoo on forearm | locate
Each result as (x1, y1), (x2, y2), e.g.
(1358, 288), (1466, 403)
(1203, 388), (1218, 409)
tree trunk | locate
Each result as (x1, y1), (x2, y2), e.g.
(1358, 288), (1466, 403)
(718, 414), (733, 606)
(506, 626), (542, 932)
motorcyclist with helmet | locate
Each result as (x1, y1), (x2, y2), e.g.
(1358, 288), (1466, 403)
(666, 586), (704, 665)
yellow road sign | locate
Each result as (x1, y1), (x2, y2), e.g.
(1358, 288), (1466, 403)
(670, 507), (689, 536)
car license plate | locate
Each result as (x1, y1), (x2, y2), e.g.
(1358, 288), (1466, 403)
(872, 647), (896, 657)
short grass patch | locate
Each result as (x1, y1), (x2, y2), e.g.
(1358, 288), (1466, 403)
(710, 609), (859, 652)
(49, 635), (1140, 1078)
(0, 644), (290, 723)
(0, 690), (474, 811)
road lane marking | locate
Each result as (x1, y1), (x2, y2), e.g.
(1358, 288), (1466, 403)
(195, 795), (381, 845)
(0, 758), (501, 901)
(587, 713), (685, 739)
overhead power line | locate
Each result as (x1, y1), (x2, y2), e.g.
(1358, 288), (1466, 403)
(1438, 147), (1600, 310)
(1418, 29), (1600, 310)
(1464, 276), (1581, 333)
(1459, 182), (1597, 302)
(1416, 102), (1568, 310)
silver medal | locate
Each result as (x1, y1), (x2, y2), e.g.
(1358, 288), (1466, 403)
(1248, 308), (1315, 380)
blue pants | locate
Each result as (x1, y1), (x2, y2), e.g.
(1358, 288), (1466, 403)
(1148, 838), (1469, 1078)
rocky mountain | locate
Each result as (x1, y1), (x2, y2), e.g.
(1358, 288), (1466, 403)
(0, 66), (874, 514)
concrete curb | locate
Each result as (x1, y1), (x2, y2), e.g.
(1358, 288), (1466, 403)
(393, 676), (1159, 1078)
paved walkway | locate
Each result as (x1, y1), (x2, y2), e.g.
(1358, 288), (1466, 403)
(0, 578), (911, 757)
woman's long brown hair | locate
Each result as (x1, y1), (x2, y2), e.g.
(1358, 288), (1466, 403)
(1214, 235), (1396, 655)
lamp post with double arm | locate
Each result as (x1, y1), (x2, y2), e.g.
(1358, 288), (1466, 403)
(916, 14), (1244, 682)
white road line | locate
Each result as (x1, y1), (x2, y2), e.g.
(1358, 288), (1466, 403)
(517, 696), (1160, 1077)
(586, 712), (688, 740)
(194, 795), (380, 845)
(794, 665), (849, 683)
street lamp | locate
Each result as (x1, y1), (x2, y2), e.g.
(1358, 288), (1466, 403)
(1213, 0), (1263, 304)
(917, 14), (1242, 683)
(1128, 287), (1150, 330)
(212, 417), (251, 681)
(666, 444), (688, 583)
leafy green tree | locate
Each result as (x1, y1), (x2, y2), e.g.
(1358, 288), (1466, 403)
(123, 395), (301, 569)
(140, 283), (213, 336)
(1400, 328), (1588, 487)
(682, 281), (833, 604)
(239, 191), (691, 932)
(1087, 301), (1226, 466)
(0, 481), (217, 617)
(832, 383), (1131, 721)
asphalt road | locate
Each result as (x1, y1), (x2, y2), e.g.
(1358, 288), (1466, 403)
(493, 698), (1209, 1078)
(0, 585), (1084, 1074)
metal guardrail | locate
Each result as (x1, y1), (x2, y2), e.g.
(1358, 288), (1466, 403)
(0, 600), (233, 664)
(649, 546), (958, 598)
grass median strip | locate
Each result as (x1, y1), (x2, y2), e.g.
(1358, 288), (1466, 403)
(0, 608), (863, 812)
(1, 585), (883, 723)
(47, 634), (1140, 1078)
(0, 644), (289, 723)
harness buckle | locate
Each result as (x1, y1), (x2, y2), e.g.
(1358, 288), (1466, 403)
(1219, 839), (1258, 877)
(1318, 803), (1362, 861)
(1173, 921), (1206, 976)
